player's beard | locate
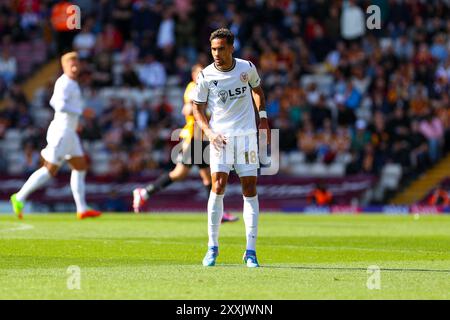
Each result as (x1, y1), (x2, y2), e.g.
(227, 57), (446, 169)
(214, 57), (231, 70)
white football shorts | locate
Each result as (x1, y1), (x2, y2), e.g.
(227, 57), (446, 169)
(210, 133), (259, 177)
(41, 124), (84, 166)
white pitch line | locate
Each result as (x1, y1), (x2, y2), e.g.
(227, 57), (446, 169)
(0, 222), (34, 233)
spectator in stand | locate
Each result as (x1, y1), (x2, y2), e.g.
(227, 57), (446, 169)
(341, 0), (365, 44)
(91, 52), (113, 88)
(298, 119), (317, 163)
(80, 108), (102, 141)
(394, 35), (414, 61)
(409, 120), (430, 173)
(420, 112), (445, 163)
(72, 19), (96, 59)
(175, 11), (197, 64)
(120, 41), (139, 65)
(387, 107), (410, 143)
(135, 100), (155, 132)
(111, 0), (133, 41)
(336, 93), (356, 127)
(153, 94), (174, 127)
(310, 94), (332, 130)
(131, 0), (162, 47)
(359, 143), (381, 174)
(19, 5), (39, 32)
(430, 33), (448, 64)
(316, 119), (337, 164)
(0, 48), (17, 86)
(100, 23), (124, 52)
(266, 85), (283, 119)
(157, 10), (175, 51)
(136, 54), (166, 88)
(344, 82), (362, 110)
(121, 63), (141, 87)
(351, 119), (371, 153)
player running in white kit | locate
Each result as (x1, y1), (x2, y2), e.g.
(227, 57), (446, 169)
(192, 29), (270, 267)
(10, 52), (102, 220)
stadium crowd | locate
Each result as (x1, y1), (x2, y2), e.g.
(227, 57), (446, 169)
(0, 0), (450, 182)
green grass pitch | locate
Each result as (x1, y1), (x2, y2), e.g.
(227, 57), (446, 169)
(0, 213), (449, 299)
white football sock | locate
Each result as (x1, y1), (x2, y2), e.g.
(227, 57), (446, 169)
(71, 170), (88, 213)
(16, 167), (52, 202)
(243, 195), (259, 251)
(207, 192), (224, 247)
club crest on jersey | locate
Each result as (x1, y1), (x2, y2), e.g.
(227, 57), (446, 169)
(240, 72), (248, 83)
(218, 90), (228, 103)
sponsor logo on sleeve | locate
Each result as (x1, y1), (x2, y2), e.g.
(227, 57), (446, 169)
(240, 72), (248, 83)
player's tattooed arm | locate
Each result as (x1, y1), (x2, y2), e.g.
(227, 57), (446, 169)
(251, 86), (271, 144)
(193, 102), (227, 150)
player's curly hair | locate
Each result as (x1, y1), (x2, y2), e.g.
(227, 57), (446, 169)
(209, 28), (234, 45)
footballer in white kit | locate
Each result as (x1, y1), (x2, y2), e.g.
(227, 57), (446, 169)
(43, 70), (84, 164)
(10, 52), (101, 220)
(193, 57), (261, 176)
(192, 28), (270, 268)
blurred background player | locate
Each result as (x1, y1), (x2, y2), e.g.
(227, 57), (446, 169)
(192, 28), (270, 267)
(132, 64), (238, 223)
(10, 52), (101, 220)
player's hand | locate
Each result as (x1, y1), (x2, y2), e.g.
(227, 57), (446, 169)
(258, 118), (271, 145)
(208, 132), (227, 151)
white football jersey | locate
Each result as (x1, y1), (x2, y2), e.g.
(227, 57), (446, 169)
(49, 74), (83, 131)
(192, 58), (261, 137)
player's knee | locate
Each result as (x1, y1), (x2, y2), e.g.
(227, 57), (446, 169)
(79, 162), (88, 171)
(170, 165), (189, 181)
(74, 164), (88, 172)
(43, 162), (59, 177)
(212, 179), (226, 195)
(242, 184), (257, 197)
(69, 157), (88, 171)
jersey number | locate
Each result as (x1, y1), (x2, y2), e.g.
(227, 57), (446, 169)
(245, 151), (257, 164)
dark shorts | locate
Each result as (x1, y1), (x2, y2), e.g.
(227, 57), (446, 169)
(177, 139), (210, 169)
